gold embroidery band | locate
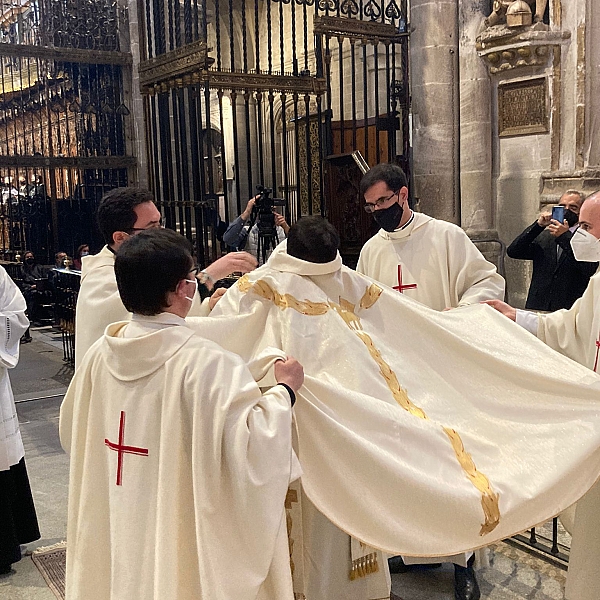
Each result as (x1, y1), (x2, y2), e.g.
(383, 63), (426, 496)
(237, 275), (329, 315)
(239, 278), (500, 535)
(443, 427), (500, 535)
(359, 284), (383, 309)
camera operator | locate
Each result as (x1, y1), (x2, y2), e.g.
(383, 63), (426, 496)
(223, 196), (290, 266)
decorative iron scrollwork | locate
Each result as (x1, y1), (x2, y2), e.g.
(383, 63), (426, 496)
(384, 0), (402, 21)
(340, 0), (359, 17)
(363, 0), (382, 21)
(318, 0), (339, 12)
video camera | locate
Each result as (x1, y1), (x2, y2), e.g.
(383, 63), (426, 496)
(254, 185), (286, 233)
(250, 185), (287, 262)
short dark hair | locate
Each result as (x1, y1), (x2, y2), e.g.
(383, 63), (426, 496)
(97, 187), (155, 245)
(287, 216), (340, 263)
(359, 163), (408, 197)
(115, 229), (193, 316)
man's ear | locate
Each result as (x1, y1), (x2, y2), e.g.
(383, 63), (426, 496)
(399, 186), (409, 205)
(112, 231), (129, 247)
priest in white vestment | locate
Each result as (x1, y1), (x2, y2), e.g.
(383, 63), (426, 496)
(185, 217), (600, 600)
(356, 163), (504, 599)
(486, 191), (600, 600)
(356, 164), (504, 312)
(0, 266), (40, 574)
(61, 229), (303, 600)
(75, 187), (257, 367)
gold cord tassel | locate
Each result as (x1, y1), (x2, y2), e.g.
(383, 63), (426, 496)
(349, 552), (379, 580)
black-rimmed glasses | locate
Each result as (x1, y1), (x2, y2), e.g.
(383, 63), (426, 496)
(364, 191), (398, 213)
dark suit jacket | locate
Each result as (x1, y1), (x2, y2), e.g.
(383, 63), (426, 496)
(507, 222), (598, 311)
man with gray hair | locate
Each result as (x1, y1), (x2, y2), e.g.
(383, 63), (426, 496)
(507, 189), (597, 311)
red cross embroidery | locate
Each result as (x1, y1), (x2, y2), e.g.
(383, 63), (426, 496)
(594, 335), (600, 373)
(104, 411), (149, 486)
(393, 264), (417, 294)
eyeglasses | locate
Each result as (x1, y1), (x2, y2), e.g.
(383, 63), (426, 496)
(128, 218), (164, 232)
(364, 191), (398, 213)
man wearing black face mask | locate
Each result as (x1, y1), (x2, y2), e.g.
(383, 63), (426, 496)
(356, 163), (504, 313)
(507, 190), (597, 311)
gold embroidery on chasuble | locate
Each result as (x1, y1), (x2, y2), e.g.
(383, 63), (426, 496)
(238, 278), (501, 534)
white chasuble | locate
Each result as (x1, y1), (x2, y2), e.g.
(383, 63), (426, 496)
(60, 315), (297, 600)
(356, 212), (505, 310)
(185, 242), (600, 564)
(0, 266), (29, 472)
(534, 272), (600, 600)
(75, 246), (208, 368)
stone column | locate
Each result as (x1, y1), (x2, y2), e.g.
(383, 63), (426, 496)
(410, 0), (460, 224)
(458, 0), (493, 234)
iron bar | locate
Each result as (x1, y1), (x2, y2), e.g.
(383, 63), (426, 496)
(244, 90), (253, 200)
(304, 93), (312, 214)
(338, 36), (344, 153)
(256, 91), (265, 185)
(281, 92), (289, 207)
(217, 89), (229, 223)
(351, 39), (357, 151)
(293, 92), (301, 217)
(230, 91), (242, 214)
(374, 41), (380, 163)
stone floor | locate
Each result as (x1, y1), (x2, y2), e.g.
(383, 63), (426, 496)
(0, 327), (569, 599)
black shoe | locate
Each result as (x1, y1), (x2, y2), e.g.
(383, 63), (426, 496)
(454, 558), (480, 600)
(20, 335), (32, 344)
(0, 564), (12, 575)
(388, 555), (442, 574)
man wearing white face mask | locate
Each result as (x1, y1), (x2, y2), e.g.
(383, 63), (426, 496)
(485, 191), (600, 600)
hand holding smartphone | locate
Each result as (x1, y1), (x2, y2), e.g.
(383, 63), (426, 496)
(551, 205), (565, 223)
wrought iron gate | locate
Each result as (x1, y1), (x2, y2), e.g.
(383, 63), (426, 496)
(0, 0), (136, 264)
(139, 0), (410, 266)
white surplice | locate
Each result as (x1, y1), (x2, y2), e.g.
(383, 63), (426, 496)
(185, 242), (600, 559)
(60, 314), (298, 600)
(0, 266), (29, 472)
(524, 272), (600, 600)
(356, 212), (505, 310)
(74, 246), (209, 368)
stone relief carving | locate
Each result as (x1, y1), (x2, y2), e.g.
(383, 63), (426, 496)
(485, 0), (548, 29)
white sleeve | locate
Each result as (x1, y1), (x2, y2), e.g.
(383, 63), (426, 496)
(515, 309), (539, 335)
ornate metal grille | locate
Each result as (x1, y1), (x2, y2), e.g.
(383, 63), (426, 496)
(139, 0), (410, 266)
(0, 0), (135, 264)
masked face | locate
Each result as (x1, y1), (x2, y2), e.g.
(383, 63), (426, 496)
(25, 257), (34, 265)
(571, 228), (600, 262)
(373, 201), (404, 232)
(564, 209), (579, 228)
(80, 251), (89, 257)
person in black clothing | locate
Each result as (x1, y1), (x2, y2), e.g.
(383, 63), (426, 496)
(507, 190), (598, 311)
(19, 251), (47, 335)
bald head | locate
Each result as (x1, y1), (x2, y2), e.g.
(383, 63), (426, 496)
(578, 191), (600, 239)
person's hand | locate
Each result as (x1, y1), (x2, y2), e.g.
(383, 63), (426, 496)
(241, 196), (258, 221)
(203, 252), (258, 282)
(547, 219), (569, 238)
(208, 287), (227, 310)
(537, 211), (552, 227)
(274, 212), (290, 235)
(274, 357), (304, 393)
(481, 299), (517, 321)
